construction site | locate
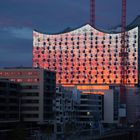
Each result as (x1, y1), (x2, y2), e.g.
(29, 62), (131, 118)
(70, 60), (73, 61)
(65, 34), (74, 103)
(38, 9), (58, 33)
(32, 0), (140, 139)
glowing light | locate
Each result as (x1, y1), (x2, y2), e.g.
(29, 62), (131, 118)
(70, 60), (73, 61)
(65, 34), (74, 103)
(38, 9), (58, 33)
(33, 25), (138, 86)
(76, 85), (109, 90)
(82, 91), (104, 95)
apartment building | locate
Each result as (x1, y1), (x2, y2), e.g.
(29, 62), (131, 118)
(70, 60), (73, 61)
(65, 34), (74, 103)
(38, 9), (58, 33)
(0, 67), (56, 127)
(76, 85), (119, 126)
(0, 79), (20, 131)
(55, 85), (80, 139)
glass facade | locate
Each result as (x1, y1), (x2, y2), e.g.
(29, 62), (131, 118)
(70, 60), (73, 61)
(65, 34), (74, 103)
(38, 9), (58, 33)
(33, 24), (138, 85)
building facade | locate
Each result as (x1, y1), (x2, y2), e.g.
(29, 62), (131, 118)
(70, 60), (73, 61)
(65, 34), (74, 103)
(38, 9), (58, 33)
(55, 85), (80, 138)
(33, 23), (140, 126)
(0, 79), (20, 131)
(33, 25), (138, 86)
(126, 87), (140, 123)
(0, 68), (56, 126)
(76, 85), (119, 125)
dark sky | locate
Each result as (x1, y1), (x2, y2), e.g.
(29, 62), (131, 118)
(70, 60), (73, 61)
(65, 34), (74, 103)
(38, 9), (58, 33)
(0, 0), (140, 67)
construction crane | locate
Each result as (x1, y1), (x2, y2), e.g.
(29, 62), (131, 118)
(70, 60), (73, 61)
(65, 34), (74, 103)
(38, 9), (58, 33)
(119, 0), (127, 124)
(90, 0), (128, 124)
(120, 0), (127, 102)
(90, 0), (95, 27)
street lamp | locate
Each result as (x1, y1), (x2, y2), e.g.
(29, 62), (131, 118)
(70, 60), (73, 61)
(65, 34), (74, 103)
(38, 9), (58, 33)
(87, 111), (90, 116)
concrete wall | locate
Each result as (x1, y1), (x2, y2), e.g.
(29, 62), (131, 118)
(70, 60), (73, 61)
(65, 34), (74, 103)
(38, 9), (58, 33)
(126, 87), (140, 123)
(103, 90), (114, 124)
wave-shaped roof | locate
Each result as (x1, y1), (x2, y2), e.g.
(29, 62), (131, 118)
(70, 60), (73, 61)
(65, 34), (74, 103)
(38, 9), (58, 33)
(34, 23), (138, 36)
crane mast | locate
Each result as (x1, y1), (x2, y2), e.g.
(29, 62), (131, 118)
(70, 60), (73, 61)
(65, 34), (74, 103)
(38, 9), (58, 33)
(90, 0), (95, 27)
(120, 0), (127, 105)
(89, 0), (128, 124)
(118, 0), (127, 125)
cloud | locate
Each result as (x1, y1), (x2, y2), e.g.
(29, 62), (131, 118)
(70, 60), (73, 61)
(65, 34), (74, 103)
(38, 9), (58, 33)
(2, 27), (32, 40)
(0, 0), (139, 67)
(0, 27), (32, 67)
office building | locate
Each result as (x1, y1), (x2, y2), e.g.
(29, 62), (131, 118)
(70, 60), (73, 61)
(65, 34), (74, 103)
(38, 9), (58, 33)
(55, 85), (80, 138)
(0, 79), (20, 131)
(76, 85), (119, 125)
(126, 87), (140, 123)
(0, 68), (56, 127)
